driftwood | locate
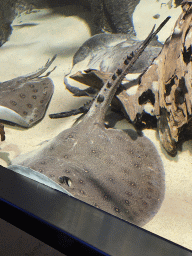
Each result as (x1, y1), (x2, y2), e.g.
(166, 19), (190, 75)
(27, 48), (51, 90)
(117, 0), (192, 155)
(61, 1), (192, 156)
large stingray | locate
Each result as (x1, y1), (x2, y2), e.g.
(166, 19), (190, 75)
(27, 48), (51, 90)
(11, 18), (170, 226)
(0, 55), (56, 128)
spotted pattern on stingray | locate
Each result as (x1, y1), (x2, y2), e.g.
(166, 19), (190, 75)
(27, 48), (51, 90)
(13, 122), (165, 226)
(12, 26), (167, 226)
(0, 55), (56, 127)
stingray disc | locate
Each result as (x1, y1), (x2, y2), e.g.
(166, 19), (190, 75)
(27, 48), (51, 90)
(11, 19), (170, 226)
(12, 119), (165, 226)
(0, 55), (56, 127)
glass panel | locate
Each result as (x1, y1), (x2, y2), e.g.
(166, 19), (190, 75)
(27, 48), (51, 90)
(0, 0), (191, 252)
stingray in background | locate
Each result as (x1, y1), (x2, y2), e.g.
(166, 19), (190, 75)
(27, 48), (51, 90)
(11, 18), (170, 226)
(0, 55), (56, 128)
(50, 33), (163, 119)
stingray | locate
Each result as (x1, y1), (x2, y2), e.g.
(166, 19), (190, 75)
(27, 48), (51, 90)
(50, 32), (163, 119)
(63, 33), (163, 99)
(11, 18), (169, 226)
(0, 55), (56, 128)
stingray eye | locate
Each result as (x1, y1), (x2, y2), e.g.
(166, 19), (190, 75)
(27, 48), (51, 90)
(58, 176), (72, 187)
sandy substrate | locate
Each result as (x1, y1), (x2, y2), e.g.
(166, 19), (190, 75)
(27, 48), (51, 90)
(133, 0), (182, 42)
(0, 1), (192, 251)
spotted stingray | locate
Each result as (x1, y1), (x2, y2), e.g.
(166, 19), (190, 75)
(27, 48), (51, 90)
(0, 55), (56, 128)
(11, 18), (170, 226)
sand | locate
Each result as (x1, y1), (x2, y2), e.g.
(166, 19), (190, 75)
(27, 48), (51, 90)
(0, 0), (191, 251)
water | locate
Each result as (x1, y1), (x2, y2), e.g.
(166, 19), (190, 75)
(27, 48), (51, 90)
(0, 0), (191, 252)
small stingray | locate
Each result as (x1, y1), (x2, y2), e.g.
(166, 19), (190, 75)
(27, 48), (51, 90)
(11, 18), (169, 226)
(0, 55), (56, 128)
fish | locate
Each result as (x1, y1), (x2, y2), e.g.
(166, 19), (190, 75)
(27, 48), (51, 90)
(11, 18), (170, 226)
(64, 33), (162, 98)
(0, 55), (56, 128)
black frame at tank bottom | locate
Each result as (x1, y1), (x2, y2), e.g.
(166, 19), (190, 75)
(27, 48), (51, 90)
(0, 165), (191, 256)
